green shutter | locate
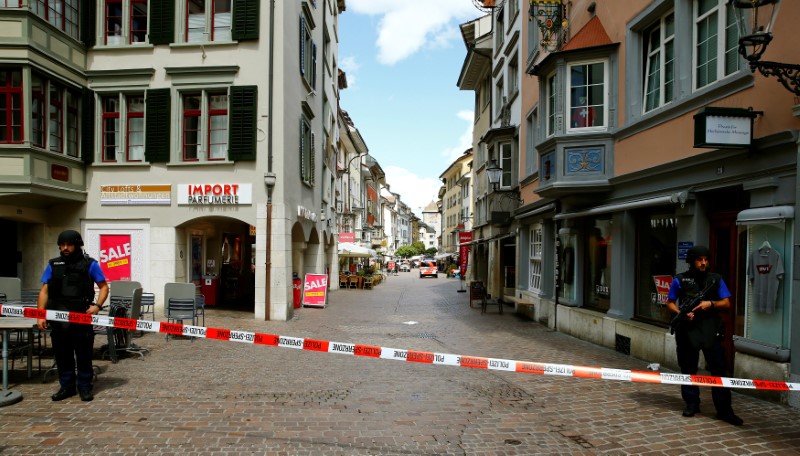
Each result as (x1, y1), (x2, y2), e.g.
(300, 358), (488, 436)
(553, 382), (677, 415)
(299, 117), (306, 179)
(311, 42), (317, 88)
(228, 86), (257, 161)
(145, 88), (171, 163)
(232, 0), (259, 40)
(80, 88), (95, 164)
(149, 0), (175, 45)
(79, 0), (96, 47)
(299, 16), (305, 75)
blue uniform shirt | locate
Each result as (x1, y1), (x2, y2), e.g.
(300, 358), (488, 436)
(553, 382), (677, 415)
(667, 275), (731, 301)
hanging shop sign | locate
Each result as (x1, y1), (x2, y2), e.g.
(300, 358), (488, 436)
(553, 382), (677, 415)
(100, 184), (172, 205)
(338, 232), (355, 243)
(177, 183), (252, 205)
(693, 107), (758, 149)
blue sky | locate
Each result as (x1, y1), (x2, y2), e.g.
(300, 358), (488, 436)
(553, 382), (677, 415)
(338, 1), (483, 215)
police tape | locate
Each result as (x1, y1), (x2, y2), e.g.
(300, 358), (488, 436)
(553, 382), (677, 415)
(3, 304), (798, 392)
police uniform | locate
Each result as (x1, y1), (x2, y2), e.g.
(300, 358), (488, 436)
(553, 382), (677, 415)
(41, 248), (106, 399)
(666, 247), (740, 425)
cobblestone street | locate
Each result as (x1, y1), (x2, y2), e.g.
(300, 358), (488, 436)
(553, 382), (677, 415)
(2, 273), (800, 455)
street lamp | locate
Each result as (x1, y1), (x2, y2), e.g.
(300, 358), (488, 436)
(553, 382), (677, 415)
(486, 159), (503, 191)
(731, 0), (800, 95)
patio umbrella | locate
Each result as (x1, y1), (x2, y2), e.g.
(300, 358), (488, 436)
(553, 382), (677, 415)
(337, 242), (372, 258)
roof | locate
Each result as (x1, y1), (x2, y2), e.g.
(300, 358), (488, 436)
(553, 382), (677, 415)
(560, 15), (613, 52)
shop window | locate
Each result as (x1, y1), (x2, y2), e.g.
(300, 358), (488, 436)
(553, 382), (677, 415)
(529, 225), (542, 292)
(635, 210), (678, 324)
(585, 217), (611, 311)
(558, 228), (577, 303)
(740, 221), (791, 350)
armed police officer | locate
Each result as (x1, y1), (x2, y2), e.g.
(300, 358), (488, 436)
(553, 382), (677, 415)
(37, 230), (108, 402)
(666, 245), (742, 426)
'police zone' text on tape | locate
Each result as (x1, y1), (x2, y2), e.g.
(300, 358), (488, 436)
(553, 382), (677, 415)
(3, 304), (797, 393)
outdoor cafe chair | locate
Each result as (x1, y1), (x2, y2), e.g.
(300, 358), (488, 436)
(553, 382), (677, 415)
(166, 297), (198, 341)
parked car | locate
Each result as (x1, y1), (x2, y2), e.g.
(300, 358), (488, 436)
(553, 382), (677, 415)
(419, 260), (438, 278)
(398, 262), (411, 272)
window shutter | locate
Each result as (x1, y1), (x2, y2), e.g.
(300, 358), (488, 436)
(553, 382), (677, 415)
(145, 88), (171, 163)
(149, 0), (175, 45)
(310, 132), (316, 186)
(79, 0), (96, 47)
(80, 88), (95, 164)
(299, 16), (305, 75)
(232, 0), (259, 40)
(311, 42), (317, 88)
(299, 117), (306, 180)
(228, 85), (257, 161)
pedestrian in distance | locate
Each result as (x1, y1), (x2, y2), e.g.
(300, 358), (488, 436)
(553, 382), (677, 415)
(666, 245), (743, 426)
(36, 230), (109, 402)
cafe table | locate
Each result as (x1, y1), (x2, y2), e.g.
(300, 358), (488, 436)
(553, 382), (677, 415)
(0, 317), (34, 407)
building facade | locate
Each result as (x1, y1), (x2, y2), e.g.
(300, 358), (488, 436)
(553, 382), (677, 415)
(0, 1), (346, 320)
(462, 0), (800, 407)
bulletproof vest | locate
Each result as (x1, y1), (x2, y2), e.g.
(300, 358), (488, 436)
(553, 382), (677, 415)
(675, 270), (723, 348)
(47, 254), (95, 313)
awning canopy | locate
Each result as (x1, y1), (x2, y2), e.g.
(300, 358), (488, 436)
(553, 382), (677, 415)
(338, 242), (374, 258)
(434, 253), (455, 260)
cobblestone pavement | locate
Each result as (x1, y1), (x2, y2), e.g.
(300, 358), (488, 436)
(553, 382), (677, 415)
(2, 273), (800, 455)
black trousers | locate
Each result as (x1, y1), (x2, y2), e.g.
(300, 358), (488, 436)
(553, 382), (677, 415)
(50, 324), (95, 391)
(676, 337), (733, 415)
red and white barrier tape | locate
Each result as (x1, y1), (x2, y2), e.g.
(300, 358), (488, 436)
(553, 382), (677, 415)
(3, 304), (798, 392)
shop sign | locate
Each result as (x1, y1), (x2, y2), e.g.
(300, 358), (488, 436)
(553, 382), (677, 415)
(338, 232), (355, 242)
(693, 107), (757, 148)
(302, 273), (328, 308)
(177, 183), (252, 205)
(678, 241), (693, 261)
(99, 234), (132, 281)
(101, 184), (171, 205)
(458, 231), (472, 277)
(51, 164), (69, 182)
(651, 275), (673, 307)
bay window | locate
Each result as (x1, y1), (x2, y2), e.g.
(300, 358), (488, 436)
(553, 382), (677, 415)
(0, 69), (23, 144)
(567, 61), (606, 131)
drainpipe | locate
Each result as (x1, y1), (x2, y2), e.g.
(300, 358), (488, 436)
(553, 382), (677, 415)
(264, 0), (276, 320)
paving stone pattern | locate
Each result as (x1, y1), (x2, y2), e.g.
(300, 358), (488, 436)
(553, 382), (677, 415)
(1, 273), (799, 455)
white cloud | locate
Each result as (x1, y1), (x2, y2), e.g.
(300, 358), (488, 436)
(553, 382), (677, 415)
(346, 0), (479, 65)
(339, 56), (360, 88)
(382, 165), (441, 216)
(443, 110), (474, 162)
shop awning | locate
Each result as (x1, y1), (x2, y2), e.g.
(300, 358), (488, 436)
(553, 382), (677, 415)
(434, 253), (454, 260)
(554, 195), (675, 220)
(736, 206), (794, 225)
(337, 242), (373, 258)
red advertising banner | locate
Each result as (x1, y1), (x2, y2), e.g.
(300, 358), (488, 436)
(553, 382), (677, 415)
(459, 231), (472, 277)
(99, 234), (132, 282)
(338, 232), (355, 243)
(302, 273), (329, 308)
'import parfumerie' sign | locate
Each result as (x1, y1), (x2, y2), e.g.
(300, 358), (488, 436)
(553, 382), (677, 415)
(177, 183), (252, 205)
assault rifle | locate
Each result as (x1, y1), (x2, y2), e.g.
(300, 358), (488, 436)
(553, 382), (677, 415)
(669, 277), (718, 335)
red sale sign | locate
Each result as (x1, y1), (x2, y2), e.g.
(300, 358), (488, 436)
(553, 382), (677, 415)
(302, 273), (328, 308)
(99, 234), (132, 282)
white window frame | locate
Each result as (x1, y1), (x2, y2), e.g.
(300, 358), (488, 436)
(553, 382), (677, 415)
(529, 224), (543, 292)
(693, 0), (740, 91)
(643, 10), (675, 113)
(508, 53), (519, 97)
(546, 72), (556, 136)
(566, 60), (608, 133)
(499, 141), (512, 189)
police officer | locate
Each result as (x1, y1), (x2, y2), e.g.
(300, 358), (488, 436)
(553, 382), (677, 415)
(666, 245), (742, 426)
(36, 230), (108, 402)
